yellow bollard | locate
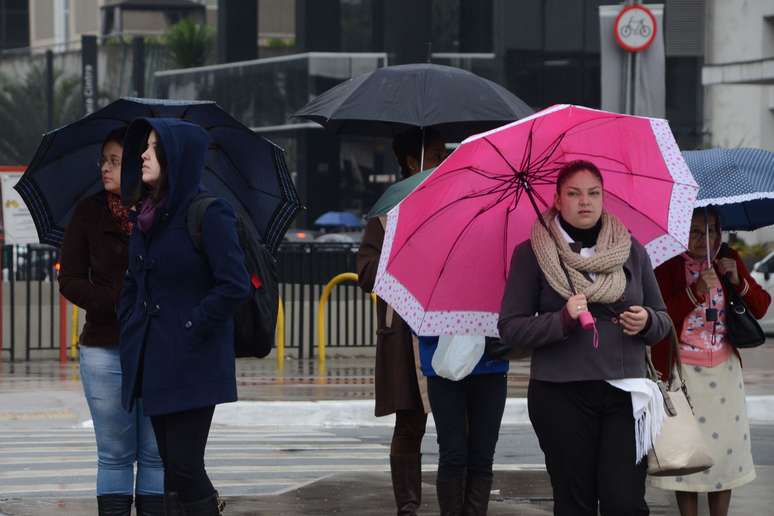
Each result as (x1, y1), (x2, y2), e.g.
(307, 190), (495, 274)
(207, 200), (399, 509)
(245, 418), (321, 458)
(69, 305), (79, 360)
(316, 273), (377, 369)
(276, 298), (285, 372)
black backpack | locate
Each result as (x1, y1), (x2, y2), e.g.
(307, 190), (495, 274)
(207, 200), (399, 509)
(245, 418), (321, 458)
(187, 193), (278, 358)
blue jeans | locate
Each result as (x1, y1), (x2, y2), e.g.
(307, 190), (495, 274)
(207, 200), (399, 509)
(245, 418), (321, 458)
(80, 345), (164, 496)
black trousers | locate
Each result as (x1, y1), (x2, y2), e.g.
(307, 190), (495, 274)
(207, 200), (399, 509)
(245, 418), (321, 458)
(528, 379), (649, 516)
(427, 373), (507, 479)
(150, 405), (216, 503)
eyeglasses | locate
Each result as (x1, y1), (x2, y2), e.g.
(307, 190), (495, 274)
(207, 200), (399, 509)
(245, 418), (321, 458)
(689, 228), (719, 240)
(98, 157), (121, 169)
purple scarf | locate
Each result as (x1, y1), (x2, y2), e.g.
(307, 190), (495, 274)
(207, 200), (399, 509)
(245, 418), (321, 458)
(137, 196), (167, 233)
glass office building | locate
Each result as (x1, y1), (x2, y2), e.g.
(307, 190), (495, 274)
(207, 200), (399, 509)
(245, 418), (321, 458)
(156, 0), (705, 227)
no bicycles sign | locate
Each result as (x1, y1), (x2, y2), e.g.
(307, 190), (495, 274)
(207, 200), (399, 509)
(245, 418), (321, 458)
(614, 5), (657, 53)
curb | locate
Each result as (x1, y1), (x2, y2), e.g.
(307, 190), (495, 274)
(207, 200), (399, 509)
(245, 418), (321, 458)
(212, 396), (774, 428)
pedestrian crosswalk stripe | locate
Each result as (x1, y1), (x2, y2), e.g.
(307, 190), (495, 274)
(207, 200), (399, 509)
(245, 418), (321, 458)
(0, 426), (545, 498)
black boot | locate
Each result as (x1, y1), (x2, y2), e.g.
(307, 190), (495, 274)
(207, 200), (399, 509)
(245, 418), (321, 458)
(163, 491), (184, 516)
(135, 494), (164, 516)
(97, 494), (133, 516)
(180, 491), (225, 516)
(435, 467), (465, 516)
(462, 473), (493, 516)
(390, 454), (423, 515)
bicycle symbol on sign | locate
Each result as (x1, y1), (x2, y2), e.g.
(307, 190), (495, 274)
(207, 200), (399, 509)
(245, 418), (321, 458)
(620, 16), (652, 38)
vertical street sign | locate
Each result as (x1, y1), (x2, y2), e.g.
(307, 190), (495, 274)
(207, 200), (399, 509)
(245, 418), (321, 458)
(81, 35), (98, 116)
(600, 4), (665, 117)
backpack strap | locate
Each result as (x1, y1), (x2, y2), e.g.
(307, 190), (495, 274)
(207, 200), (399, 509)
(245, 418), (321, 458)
(186, 193), (217, 252)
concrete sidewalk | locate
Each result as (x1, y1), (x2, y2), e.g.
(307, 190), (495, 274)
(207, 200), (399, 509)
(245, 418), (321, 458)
(2, 468), (773, 515)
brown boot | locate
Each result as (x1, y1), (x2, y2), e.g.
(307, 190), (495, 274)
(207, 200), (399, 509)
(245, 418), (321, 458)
(390, 453), (423, 515)
(435, 467), (465, 516)
(462, 473), (492, 516)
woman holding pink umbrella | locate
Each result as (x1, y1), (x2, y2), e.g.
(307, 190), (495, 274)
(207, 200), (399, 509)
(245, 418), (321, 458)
(497, 160), (673, 515)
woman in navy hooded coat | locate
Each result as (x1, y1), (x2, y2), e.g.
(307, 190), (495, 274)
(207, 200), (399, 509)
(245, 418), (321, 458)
(118, 117), (249, 515)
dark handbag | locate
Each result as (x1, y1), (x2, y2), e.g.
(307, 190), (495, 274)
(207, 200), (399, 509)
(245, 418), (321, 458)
(719, 274), (766, 349)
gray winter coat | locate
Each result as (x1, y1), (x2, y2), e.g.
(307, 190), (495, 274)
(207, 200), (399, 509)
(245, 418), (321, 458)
(497, 239), (672, 382)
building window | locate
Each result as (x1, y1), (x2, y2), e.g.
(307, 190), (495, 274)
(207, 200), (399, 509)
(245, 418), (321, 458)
(0, 0), (30, 51)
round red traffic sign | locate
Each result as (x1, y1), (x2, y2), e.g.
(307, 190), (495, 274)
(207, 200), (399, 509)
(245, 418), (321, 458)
(614, 5), (657, 53)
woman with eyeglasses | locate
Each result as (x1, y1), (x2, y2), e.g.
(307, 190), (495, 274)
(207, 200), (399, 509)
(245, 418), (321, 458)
(59, 127), (164, 516)
(650, 207), (770, 516)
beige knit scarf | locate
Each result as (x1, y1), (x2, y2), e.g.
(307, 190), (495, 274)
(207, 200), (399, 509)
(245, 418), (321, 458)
(530, 209), (631, 303)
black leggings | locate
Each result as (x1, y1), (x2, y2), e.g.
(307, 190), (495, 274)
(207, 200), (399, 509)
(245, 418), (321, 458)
(150, 405), (216, 503)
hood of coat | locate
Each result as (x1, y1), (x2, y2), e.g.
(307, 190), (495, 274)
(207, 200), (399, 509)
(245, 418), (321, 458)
(120, 117), (209, 218)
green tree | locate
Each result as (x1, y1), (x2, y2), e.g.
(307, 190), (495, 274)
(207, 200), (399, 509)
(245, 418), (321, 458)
(0, 65), (82, 165)
(165, 18), (215, 69)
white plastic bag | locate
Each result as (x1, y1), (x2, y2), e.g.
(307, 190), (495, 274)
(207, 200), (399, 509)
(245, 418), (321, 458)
(431, 334), (486, 381)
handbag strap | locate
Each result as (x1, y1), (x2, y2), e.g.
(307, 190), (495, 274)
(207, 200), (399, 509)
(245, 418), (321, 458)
(645, 320), (694, 413)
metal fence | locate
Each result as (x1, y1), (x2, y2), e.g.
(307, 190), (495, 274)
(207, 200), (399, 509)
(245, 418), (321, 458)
(0, 242), (377, 361)
(0, 245), (60, 361)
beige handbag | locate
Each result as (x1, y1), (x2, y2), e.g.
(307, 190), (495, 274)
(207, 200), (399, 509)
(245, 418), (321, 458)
(646, 326), (714, 477)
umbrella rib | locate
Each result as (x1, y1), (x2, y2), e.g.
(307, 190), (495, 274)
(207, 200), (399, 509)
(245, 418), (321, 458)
(481, 137), (520, 176)
(390, 175), (517, 261)
(423, 190), (520, 311)
(524, 132), (567, 175)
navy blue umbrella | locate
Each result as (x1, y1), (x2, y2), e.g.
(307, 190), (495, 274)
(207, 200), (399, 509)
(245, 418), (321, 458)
(314, 211), (363, 228)
(15, 97), (300, 253)
(683, 148), (774, 231)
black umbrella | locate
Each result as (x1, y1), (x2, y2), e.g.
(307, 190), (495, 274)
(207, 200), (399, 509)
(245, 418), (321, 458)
(293, 63), (533, 141)
(15, 97), (300, 253)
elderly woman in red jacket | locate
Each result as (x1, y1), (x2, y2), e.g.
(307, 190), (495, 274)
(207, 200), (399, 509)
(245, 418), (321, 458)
(651, 207), (770, 516)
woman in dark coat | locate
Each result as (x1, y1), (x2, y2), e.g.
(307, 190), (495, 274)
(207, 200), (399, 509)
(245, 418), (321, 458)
(118, 118), (250, 515)
(59, 127), (164, 516)
(498, 160), (672, 516)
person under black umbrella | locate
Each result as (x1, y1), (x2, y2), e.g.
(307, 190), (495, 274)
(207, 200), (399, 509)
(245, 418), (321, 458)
(357, 127), (449, 515)
(298, 63), (533, 515)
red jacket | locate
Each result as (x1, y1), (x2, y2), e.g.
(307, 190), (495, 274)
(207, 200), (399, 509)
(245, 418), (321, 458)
(651, 247), (770, 378)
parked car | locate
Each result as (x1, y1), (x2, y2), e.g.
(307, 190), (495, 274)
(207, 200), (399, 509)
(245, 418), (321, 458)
(751, 251), (774, 334)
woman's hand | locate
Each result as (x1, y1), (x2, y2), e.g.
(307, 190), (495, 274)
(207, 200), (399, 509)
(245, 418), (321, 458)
(716, 257), (740, 286)
(620, 305), (649, 335)
(696, 268), (721, 294)
(566, 293), (588, 320)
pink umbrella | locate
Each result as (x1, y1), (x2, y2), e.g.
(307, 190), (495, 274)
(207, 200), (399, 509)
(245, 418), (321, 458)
(373, 104), (698, 337)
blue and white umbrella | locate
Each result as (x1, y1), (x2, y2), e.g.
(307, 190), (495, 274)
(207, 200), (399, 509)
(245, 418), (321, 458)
(683, 148), (774, 230)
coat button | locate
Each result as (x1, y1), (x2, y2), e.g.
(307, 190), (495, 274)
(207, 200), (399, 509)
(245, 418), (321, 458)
(185, 320), (193, 329)
(137, 255), (144, 263)
(154, 304), (160, 312)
